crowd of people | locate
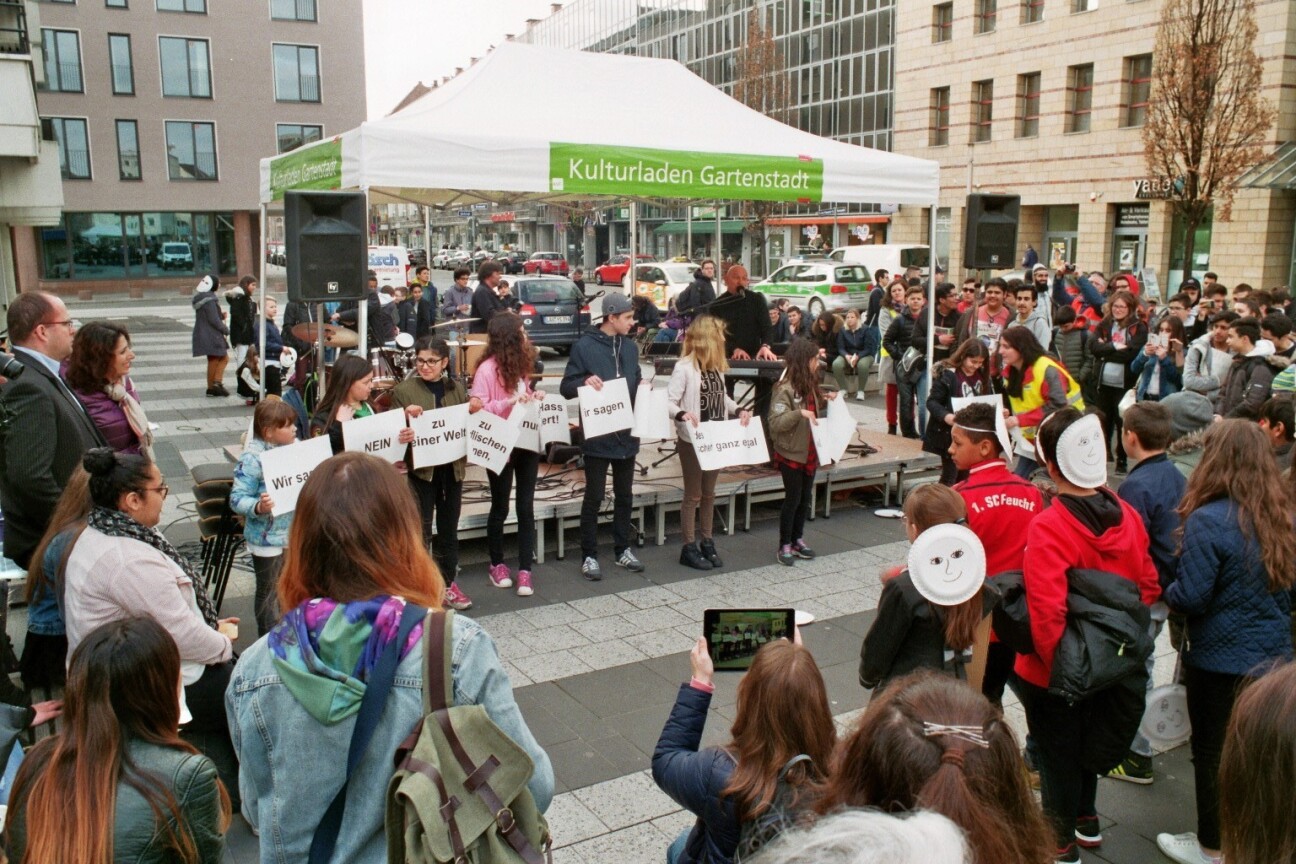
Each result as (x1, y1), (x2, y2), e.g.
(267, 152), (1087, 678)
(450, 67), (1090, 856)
(0, 256), (1295, 864)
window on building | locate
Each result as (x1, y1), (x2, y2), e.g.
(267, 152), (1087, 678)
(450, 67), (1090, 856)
(1123, 53), (1152, 127)
(932, 3), (952, 43)
(40, 29), (83, 93)
(930, 86), (950, 146)
(159, 37), (211, 98)
(1021, 0), (1044, 23)
(1016, 72), (1040, 138)
(164, 120), (217, 180)
(115, 119), (141, 180)
(971, 79), (993, 142)
(1066, 63), (1093, 133)
(272, 44), (320, 102)
(275, 123), (322, 153)
(270, 0), (316, 21)
(157, 0), (205, 12)
(106, 0), (128, 7)
(49, 117), (91, 179)
(1071, 0), (1093, 11)
(974, 0), (996, 34)
(108, 33), (133, 95)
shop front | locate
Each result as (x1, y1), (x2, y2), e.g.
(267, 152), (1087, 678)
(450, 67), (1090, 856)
(1111, 204), (1149, 274)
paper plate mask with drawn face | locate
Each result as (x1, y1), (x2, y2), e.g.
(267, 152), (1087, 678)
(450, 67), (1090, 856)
(1054, 413), (1107, 489)
(907, 523), (986, 605)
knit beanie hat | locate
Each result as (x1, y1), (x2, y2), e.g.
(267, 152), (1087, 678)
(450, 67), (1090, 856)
(1161, 392), (1214, 439)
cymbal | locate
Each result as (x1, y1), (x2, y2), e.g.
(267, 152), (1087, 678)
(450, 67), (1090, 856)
(291, 322), (359, 348)
(432, 318), (480, 329)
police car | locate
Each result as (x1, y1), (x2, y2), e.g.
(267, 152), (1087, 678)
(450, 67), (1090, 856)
(751, 261), (874, 319)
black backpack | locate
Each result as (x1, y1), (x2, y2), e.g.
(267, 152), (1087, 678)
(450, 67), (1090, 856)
(733, 754), (816, 863)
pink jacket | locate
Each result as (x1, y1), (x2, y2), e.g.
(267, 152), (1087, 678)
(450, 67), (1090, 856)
(469, 356), (536, 419)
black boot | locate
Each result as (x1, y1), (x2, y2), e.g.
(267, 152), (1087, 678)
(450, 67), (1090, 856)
(887, 424), (897, 435)
(679, 542), (712, 571)
(699, 538), (723, 568)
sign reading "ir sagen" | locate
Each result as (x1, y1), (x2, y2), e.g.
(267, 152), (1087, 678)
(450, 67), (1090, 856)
(549, 143), (824, 204)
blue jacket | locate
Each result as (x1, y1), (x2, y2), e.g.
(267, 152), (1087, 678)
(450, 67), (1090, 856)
(229, 438), (292, 550)
(28, 528), (74, 636)
(1131, 351), (1182, 400)
(226, 611), (553, 864)
(651, 684), (739, 864)
(836, 324), (872, 358)
(1116, 453), (1185, 589)
(252, 317), (283, 362)
(1166, 499), (1294, 676)
(560, 328), (641, 460)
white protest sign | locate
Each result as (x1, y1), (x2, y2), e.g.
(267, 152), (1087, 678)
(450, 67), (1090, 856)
(810, 417), (838, 467)
(467, 409), (521, 474)
(342, 408), (408, 464)
(259, 435), (333, 516)
(822, 397), (857, 463)
(632, 383), (674, 441)
(687, 419), (770, 471)
(409, 403), (470, 469)
(539, 399), (571, 447)
(577, 376), (635, 439)
(951, 394), (1013, 462)
(515, 400), (542, 452)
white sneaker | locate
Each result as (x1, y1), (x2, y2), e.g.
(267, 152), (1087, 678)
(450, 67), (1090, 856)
(1156, 832), (1221, 864)
(855, 391), (865, 401)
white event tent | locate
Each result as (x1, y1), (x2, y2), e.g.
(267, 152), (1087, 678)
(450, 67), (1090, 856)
(256, 42), (942, 378)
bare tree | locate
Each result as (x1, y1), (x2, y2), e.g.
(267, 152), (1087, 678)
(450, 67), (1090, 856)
(733, 8), (790, 277)
(1143, 0), (1275, 280)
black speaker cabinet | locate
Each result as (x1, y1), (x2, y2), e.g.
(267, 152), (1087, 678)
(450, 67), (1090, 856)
(963, 194), (1021, 270)
(284, 190), (367, 302)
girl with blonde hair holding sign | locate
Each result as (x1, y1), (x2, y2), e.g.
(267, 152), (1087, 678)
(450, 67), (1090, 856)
(667, 315), (752, 571)
(470, 312), (543, 598)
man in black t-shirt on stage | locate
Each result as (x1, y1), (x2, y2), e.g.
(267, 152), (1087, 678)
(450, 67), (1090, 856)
(709, 264), (778, 422)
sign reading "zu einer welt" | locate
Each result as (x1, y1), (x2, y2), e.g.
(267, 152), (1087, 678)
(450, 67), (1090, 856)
(549, 143), (824, 203)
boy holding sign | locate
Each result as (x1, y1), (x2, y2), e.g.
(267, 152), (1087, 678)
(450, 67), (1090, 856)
(229, 398), (299, 636)
(561, 293), (643, 581)
(390, 336), (473, 610)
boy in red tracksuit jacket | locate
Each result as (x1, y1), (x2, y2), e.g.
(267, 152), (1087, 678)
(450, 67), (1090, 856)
(1017, 408), (1161, 863)
(948, 401), (1044, 704)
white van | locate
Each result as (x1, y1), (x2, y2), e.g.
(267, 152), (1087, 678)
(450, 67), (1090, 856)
(367, 245), (411, 289)
(828, 244), (932, 279)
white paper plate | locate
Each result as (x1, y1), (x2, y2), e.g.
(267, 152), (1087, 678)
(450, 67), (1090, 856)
(794, 609), (815, 627)
(875, 508), (905, 519)
(1139, 683), (1191, 749)
(906, 523), (986, 606)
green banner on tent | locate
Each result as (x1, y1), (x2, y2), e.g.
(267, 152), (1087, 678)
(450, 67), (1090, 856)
(268, 139), (343, 200)
(549, 143), (823, 203)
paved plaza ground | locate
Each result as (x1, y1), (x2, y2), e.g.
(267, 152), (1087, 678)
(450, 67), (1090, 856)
(6, 290), (1195, 864)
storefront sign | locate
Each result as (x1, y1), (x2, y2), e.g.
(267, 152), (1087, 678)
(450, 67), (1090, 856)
(408, 404), (471, 468)
(577, 377), (635, 439)
(686, 420), (769, 471)
(550, 143), (824, 203)
(260, 436), (334, 516)
(1134, 178), (1180, 200)
(490, 212), (516, 223)
(1115, 205), (1150, 229)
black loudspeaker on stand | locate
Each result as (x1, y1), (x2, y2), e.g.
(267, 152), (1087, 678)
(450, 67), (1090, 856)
(963, 194), (1021, 270)
(284, 190), (368, 303)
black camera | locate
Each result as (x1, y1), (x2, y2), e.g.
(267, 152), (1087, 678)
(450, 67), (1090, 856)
(0, 354), (24, 380)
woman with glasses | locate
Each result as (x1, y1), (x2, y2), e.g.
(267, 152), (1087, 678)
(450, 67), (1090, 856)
(390, 336), (474, 611)
(59, 447), (241, 805)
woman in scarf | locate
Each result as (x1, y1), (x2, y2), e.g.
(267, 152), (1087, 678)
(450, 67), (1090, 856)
(65, 321), (155, 459)
(59, 447), (240, 805)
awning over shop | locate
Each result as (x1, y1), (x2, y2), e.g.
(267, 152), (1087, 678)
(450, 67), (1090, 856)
(654, 219), (746, 235)
(1237, 142), (1296, 190)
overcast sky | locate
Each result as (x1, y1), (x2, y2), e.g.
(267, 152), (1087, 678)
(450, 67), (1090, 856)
(362, 0), (558, 119)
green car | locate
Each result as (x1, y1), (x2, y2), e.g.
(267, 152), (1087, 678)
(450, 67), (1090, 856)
(752, 262), (873, 319)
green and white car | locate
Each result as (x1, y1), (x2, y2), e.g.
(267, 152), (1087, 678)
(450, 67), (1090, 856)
(752, 262), (874, 319)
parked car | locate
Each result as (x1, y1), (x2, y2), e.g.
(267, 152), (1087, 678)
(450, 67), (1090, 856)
(827, 244), (932, 278)
(594, 253), (654, 285)
(752, 261), (873, 319)
(624, 262), (699, 310)
(522, 251), (569, 276)
(407, 248), (428, 268)
(447, 249), (472, 269)
(159, 242), (194, 271)
(513, 275), (590, 353)
(432, 249), (454, 268)
(496, 250), (528, 274)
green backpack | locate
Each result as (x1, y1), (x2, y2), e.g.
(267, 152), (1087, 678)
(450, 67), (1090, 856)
(385, 610), (552, 863)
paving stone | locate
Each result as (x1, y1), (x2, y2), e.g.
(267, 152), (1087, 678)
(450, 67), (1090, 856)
(571, 771), (679, 831)
(546, 793), (611, 848)
(517, 624), (594, 653)
(566, 594), (639, 619)
(566, 822), (669, 864)
(569, 639), (650, 671)
(511, 650), (595, 683)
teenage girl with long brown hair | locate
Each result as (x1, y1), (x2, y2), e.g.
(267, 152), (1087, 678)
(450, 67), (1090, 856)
(1156, 420), (1296, 864)
(6, 616), (231, 863)
(817, 672), (1053, 864)
(653, 637), (836, 864)
(469, 311), (544, 597)
(858, 484), (993, 694)
(768, 337), (838, 566)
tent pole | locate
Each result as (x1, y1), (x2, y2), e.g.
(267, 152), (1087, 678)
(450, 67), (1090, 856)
(686, 203), (692, 262)
(423, 206), (432, 270)
(715, 202), (721, 264)
(258, 203), (268, 398)
(359, 188), (370, 357)
(926, 203), (938, 401)
(628, 201), (637, 296)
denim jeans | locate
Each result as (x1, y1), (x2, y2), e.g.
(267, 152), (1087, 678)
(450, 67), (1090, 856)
(1129, 616), (1166, 758)
(581, 455), (636, 559)
(1013, 454), (1039, 479)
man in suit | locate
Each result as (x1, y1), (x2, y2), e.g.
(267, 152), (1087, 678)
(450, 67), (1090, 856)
(0, 291), (107, 568)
